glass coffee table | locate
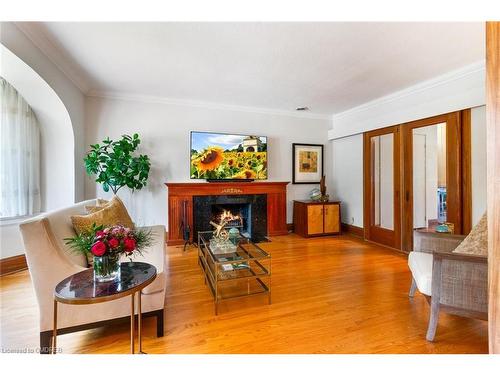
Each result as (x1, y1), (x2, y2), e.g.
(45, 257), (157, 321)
(197, 231), (271, 315)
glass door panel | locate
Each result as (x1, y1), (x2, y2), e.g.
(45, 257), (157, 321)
(412, 123), (447, 231)
(372, 134), (394, 230)
(364, 126), (401, 249)
(401, 111), (462, 252)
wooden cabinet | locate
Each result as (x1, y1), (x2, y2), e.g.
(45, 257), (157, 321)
(293, 200), (341, 237)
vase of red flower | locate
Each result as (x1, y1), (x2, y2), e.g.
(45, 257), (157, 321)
(93, 253), (121, 282)
(65, 224), (153, 282)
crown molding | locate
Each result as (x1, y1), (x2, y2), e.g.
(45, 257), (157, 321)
(332, 60), (485, 122)
(14, 22), (91, 94)
(87, 90), (332, 120)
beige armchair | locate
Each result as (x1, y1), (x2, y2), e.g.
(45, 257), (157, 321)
(19, 199), (167, 353)
(408, 230), (488, 341)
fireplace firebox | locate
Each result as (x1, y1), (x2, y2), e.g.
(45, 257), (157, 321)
(193, 194), (267, 243)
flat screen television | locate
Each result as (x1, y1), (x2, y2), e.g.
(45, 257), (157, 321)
(190, 131), (268, 180)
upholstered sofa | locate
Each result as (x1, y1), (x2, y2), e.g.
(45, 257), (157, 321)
(19, 199), (166, 353)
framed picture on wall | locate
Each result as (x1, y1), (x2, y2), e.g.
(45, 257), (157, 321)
(292, 143), (324, 184)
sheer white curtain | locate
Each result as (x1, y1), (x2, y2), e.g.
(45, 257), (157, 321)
(0, 77), (41, 218)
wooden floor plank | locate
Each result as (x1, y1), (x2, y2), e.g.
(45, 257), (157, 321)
(0, 234), (488, 354)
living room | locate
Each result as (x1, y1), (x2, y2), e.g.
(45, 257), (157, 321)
(1, 1), (500, 372)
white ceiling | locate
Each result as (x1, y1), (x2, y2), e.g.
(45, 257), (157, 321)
(18, 22), (485, 116)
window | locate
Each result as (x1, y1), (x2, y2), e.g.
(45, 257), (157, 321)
(0, 77), (41, 218)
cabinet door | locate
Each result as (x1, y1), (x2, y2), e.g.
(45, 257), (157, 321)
(324, 204), (340, 234)
(307, 205), (324, 235)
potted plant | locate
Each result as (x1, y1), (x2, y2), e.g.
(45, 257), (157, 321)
(65, 224), (153, 282)
(84, 133), (151, 194)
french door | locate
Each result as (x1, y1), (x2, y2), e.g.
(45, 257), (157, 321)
(363, 126), (401, 249)
(401, 112), (464, 252)
(362, 110), (468, 252)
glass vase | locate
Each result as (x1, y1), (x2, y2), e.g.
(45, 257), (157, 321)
(93, 254), (120, 282)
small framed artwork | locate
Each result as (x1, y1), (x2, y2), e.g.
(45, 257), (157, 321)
(292, 143), (324, 184)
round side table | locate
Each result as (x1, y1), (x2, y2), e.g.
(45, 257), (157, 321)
(53, 262), (157, 354)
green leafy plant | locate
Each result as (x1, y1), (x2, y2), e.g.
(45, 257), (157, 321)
(84, 134), (151, 194)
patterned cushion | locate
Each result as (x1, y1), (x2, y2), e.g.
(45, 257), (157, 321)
(453, 213), (488, 256)
(71, 195), (134, 234)
(85, 198), (109, 213)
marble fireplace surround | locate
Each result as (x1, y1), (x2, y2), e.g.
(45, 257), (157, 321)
(192, 194), (267, 243)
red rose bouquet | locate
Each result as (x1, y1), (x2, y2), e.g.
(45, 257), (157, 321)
(92, 226), (144, 256)
(65, 224), (154, 281)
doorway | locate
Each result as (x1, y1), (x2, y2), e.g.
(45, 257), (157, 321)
(363, 126), (401, 249)
(412, 123), (447, 230)
(363, 110), (468, 252)
(401, 112), (463, 252)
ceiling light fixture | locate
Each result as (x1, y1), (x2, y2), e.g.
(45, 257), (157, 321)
(295, 106), (309, 111)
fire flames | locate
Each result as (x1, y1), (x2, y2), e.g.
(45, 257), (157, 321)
(219, 209), (243, 226)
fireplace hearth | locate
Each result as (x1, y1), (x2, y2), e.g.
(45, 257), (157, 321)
(193, 194), (267, 243)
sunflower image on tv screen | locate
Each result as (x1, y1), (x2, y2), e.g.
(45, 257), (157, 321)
(190, 132), (268, 180)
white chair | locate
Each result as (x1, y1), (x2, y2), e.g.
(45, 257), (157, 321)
(19, 199), (167, 353)
(408, 230), (488, 341)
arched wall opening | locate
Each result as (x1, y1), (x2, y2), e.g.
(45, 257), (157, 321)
(1, 44), (75, 211)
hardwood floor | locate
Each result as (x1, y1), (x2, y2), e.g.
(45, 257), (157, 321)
(0, 234), (488, 354)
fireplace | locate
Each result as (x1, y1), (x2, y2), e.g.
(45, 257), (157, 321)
(165, 182), (288, 245)
(193, 194), (267, 243)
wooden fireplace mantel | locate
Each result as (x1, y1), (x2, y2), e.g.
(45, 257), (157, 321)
(165, 181), (289, 245)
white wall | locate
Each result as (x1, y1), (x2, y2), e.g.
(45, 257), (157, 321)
(0, 22), (85, 259)
(0, 223), (25, 258)
(1, 45), (74, 213)
(330, 134), (363, 227)
(84, 96), (331, 227)
(0, 22), (86, 203)
(328, 62), (485, 140)
(471, 105), (487, 225)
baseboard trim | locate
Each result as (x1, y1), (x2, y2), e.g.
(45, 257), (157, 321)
(341, 223), (364, 238)
(364, 239), (409, 256)
(0, 254), (28, 276)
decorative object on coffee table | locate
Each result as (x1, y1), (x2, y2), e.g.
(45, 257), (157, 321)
(65, 224), (154, 282)
(52, 262), (157, 354)
(84, 133), (151, 194)
(208, 214), (236, 253)
(292, 143), (324, 184)
(198, 231), (271, 315)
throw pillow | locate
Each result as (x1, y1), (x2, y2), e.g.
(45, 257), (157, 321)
(71, 195), (134, 235)
(85, 198), (109, 213)
(453, 212), (488, 256)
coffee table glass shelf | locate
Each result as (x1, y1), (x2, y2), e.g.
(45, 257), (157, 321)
(197, 231), (271, 314)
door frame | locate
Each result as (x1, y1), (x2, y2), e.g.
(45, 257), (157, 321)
(400, 111), (464, 252)
(486, 20), (500, 354)
(363, 125), (402, 249)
